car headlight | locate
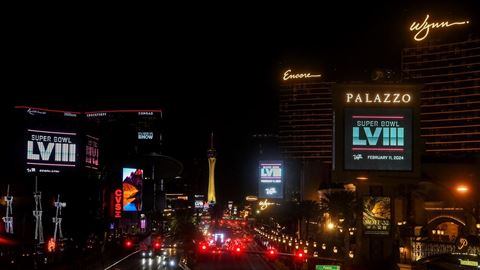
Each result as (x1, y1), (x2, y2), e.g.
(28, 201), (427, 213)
(148, 251), (152, 256)
(169, 259), (175, 266)
(141, 252), (146, 257)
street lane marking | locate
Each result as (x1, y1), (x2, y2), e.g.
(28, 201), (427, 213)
(104, 250), (140, 270)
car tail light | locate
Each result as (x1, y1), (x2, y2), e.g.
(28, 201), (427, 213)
(154, 242), (161, 249)
(125, 240), (133, 248)
(295, 250), (306, 262)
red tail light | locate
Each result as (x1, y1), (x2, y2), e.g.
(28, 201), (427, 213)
(125, 240), (132, 248)
(202, 245), (207, 250)
(295, 250), (305, 262)
(154, 242), (160, 249)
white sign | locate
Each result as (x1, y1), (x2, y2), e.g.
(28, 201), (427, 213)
(26, 129), (77, 172)
(138, 132), (154, 140)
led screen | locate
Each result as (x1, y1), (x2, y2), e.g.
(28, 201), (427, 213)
(363, 196), (391, 235)
(344, 108), (412, 171)
(122, 168), (143, 211)
(26, 129), (77, 174)
(85, 135), (99, 170)
(258, 161), (283, 199)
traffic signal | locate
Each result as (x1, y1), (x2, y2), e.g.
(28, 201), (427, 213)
(47, 238), (56, 252)
(154, 241), (161, 249)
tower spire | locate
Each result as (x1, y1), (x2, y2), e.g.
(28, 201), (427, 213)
(210, 132), (214, 149)
(207, 133), (217, 204)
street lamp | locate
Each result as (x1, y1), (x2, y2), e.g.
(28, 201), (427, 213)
(327, 222), (335, 230)
(455, 185), (469, 194)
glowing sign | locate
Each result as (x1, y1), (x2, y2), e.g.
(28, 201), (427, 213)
(345, 93), (411, 104)
(344, 108), (413, 171)
(122, 168), (143, 212)
(363, 197), (391, 235)
(283, 69), (321, 81)
(85, 135), (99, 169)
(259, 199), (275, 210)
(410, 14), (469, 41)
(26, 129), (77, 173)
(138, 132), (154, 140)
(259, 161), (283, 199)
(114, 189), (122, 218)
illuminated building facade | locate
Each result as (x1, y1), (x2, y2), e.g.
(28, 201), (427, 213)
(279, 77), (334, 160)
(402, 38), (480, 154)
(278, 71), (334, 201)
(207, 133), (216, 204)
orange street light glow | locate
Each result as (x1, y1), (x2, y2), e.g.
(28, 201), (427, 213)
(456, 185), (469, 193)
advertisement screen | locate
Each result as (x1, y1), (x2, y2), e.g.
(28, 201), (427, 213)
(363, 197), (391, 235)
(26, 129), (77, 174)
(85, 135), (99, 170)
(258, 161), (283, 199)
(122, 168), (143, 211)
(344, 108), (412, 171)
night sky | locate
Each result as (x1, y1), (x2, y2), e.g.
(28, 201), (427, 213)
(3, 1), (480, 203)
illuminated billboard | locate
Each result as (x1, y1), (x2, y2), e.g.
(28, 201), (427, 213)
(122, 168), (143, 212)
(85, 135), (99, 170)
(138, 132), (154, 140)
(363, 197), (391, 235)
(258, 161), (283, 199)
(26, 129), (77, 174)
(344, 108), (412, 171)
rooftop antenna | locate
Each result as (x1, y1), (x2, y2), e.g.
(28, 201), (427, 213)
(210, 132), (214, 149)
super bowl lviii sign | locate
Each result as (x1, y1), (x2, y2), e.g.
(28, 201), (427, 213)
(259, 161), (283, 199)
(333, 84), (420, 179)
(26, 129), (77, 173)
(345, 108), (412, 170)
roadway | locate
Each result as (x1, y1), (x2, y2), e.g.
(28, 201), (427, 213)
(195, 241), (277, 270)
(105, 242), (278, 270)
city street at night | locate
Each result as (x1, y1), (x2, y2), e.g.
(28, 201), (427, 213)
(2, 1), (480, 269)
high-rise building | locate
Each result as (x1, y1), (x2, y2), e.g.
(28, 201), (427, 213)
(402, 38), (480, 155)
(278, 70), (334, 201)
(279, 77), (334, 160)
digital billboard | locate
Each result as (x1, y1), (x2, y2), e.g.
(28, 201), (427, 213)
(363, 197), (391, 235)
(85, 135), (99, 170)
(122, 168), (143, 212)
(344, 108), (412, 171)
(26, 129), (77, 174)
(258, 161), (283, 199)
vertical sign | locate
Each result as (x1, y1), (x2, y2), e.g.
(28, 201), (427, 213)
(259, 161), (283, 199)
(363, 197), (391, 235)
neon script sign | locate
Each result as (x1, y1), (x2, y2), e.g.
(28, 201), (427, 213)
(283, 69), (321, 81)
(410, 14), (469, 41)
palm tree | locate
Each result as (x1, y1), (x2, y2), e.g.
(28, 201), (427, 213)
(319, 190), (358, 260)
(298, 200), (321, 239)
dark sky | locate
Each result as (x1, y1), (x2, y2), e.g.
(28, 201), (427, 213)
(4, 1), (480, 203)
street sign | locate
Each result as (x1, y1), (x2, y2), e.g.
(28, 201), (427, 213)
(316, 265), (340, 270)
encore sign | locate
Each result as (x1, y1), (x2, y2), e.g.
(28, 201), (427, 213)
(283, 69), (322, 81)
(410, 14), (469, 41)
